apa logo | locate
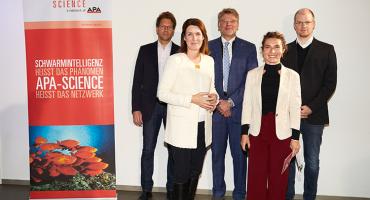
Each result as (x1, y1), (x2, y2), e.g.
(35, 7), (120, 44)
(87, 7), (101, 13)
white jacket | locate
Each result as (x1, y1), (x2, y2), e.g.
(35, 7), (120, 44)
(157, 53), (217, 148)
(241, 64), (301, 140)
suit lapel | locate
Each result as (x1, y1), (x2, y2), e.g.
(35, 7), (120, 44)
(276, 66), (288, 111)
(170, 43), (178, 55)
(301, 38), (318, 73)
(256, 66), (264, 112)
(226, 38), (241, 92)
(151, 42), (159, 80)
(213, 38), (224, 93)
(287, 41), (298, 71)
(230, 37), (240, 67)
(214, 37), (223, 71)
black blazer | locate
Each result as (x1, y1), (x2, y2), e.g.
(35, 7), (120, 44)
(282, 38), (337, 125)
(131, 41), (179, 122)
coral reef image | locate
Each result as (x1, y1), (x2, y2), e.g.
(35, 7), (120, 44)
(29, 125), (115, 191)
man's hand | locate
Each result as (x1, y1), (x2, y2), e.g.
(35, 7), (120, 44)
(217, 100), (232, 117)
(301, 105), (312, 118)
(132, 111), (143, 127)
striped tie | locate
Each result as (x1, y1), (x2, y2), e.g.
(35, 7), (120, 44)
(223, 41), (230, 92)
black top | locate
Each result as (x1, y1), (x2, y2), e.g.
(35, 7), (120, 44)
(262, 63), (281, 114)
(241, 63), (300, 140)
(297, 43), (311, 73)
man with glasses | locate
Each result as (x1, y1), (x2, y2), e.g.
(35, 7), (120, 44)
(131, 11), (179, 200)
(209, 8), (258, 200)
(282, 8), (337, 200)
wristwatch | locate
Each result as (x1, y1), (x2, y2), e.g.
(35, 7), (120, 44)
(227, 98), (234, 107)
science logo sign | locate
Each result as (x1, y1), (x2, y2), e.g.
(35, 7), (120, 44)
(23, 0), (116, 199)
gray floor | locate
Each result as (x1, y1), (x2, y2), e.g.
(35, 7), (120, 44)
(0, 184), (368, 200)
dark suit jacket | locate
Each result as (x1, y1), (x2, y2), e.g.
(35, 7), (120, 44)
(131, 41), (179, 122)
(282, 38), (337, 125)
(209, 37), (258, 122)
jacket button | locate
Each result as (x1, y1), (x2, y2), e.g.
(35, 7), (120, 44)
(275, 113), (278, 117)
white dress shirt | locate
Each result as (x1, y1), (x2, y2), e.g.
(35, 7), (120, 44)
(157, 41), (172, 83)
(297, 36), (313, 48)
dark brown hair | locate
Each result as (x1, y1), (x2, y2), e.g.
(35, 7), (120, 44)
(179, 18), (209, 55)
(261, 31), (288, 54)
(156, 11), (176, 29)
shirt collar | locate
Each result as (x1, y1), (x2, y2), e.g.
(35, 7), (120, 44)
(296, 36), (313, 48)
(157, 41), (172, 50)
(221, 37), (236, 45)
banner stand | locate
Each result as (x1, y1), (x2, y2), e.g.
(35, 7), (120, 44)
(23, 1), (116, 199)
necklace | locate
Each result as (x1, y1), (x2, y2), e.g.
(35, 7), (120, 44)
(186, 52), (201, 69)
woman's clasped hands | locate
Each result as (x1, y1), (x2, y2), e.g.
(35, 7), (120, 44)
(191, 92), (218, 111)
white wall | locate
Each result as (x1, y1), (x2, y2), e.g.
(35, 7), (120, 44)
(1, 0), (370, 198)
(1, 0), (29, 181)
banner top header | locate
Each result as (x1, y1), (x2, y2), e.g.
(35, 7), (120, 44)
(23, 0), (111, 22)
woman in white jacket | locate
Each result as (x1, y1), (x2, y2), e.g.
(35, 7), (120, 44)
(240, 32), (301, 200)
(157, 18), (218, 200)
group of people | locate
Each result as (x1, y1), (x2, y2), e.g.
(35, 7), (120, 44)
(132, 7), (337, 200)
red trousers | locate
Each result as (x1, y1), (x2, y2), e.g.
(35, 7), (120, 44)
(247, 113), (291, 200)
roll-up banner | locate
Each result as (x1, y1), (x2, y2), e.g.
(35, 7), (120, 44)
(23, 1), (116, 199)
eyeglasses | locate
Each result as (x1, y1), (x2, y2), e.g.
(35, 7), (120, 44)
(295, 21), (314, 26)
(158, 25), (173, 31)
(220, 20), (238, 24)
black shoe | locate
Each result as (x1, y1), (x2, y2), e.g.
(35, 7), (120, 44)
(138, 191), (152, 200)
(211, 197), (225, 200)
(188, 178), (199, 200)
(166, 191), (173, 200)
(173, 182), (189, 200)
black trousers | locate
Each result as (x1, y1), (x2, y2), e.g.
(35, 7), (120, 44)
(170, 122), (207, 184)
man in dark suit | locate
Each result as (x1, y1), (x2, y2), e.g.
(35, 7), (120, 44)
(131, 11), (179, 200)
(282, 8), (337, 200)
(209, 8), (258, 200)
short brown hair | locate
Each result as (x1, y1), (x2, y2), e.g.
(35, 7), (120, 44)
(179, 18), (209, 55)
(156, 11), (176, 29)
(218, 8), (239, 22)
(261, 31), (288, 54)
